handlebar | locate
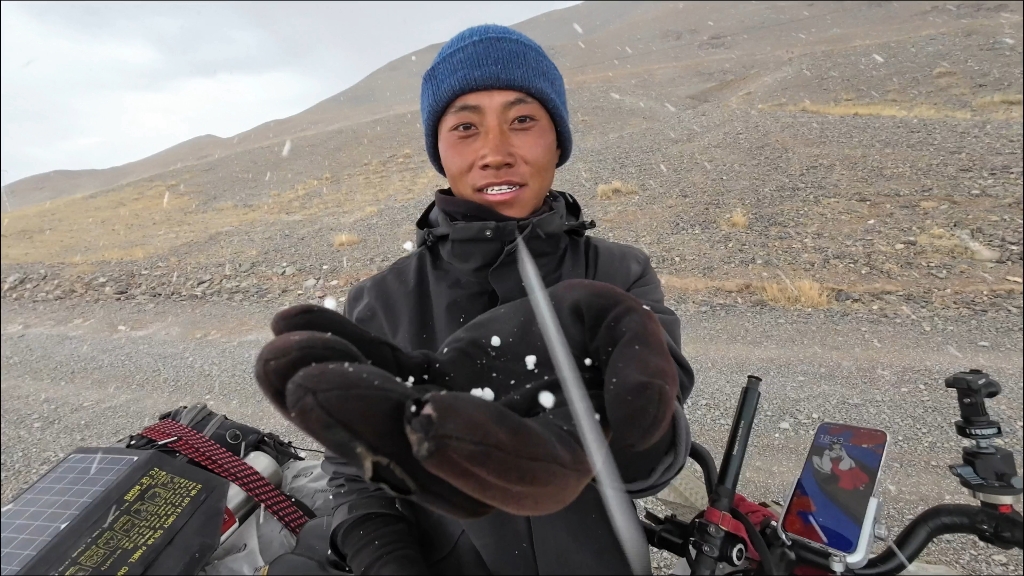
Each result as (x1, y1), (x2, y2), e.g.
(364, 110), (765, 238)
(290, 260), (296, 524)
(644, 368), (1022, 576)
(789, 503), (1023, 575)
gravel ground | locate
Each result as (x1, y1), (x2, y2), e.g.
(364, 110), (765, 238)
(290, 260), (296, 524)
(2, 297), (1020, 574)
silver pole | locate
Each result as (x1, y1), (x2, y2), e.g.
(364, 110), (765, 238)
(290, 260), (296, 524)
(516, 238), (651, 576)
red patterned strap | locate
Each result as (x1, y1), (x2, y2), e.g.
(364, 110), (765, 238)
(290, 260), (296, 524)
(140, 419), (310, 534)
(704, 506), (760, 561)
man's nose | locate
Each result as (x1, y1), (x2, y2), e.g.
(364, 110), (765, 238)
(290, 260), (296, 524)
(478, 126), (516, 170)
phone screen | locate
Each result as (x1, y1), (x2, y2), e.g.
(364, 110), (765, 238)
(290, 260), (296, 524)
(781, 422), (888, 554)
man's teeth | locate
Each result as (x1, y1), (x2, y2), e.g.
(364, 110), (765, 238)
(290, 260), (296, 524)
(482, 185), (521, 195)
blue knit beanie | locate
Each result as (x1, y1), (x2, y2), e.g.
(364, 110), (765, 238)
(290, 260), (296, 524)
(421, 24), (572, 176)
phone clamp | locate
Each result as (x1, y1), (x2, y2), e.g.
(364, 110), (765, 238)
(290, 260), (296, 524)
(827, 552), (847, 575)
(945, 370), (1023, 506)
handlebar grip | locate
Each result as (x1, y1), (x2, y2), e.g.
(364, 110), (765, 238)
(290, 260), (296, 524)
(792, 504), (1023, 575)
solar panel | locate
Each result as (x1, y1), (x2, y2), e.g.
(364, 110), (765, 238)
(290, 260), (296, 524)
(0, 452), (138, 576)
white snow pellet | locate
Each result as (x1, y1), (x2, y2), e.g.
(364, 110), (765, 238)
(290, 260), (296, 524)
(491, 335), (501, 347)
(538, 391), (556, 409)
(323, 296), (338, 311)
(403, 241), (415, 251)
(595, 413), (601, 421)
(642, 305), (651, 310)
(525, 355), (538, 370)
(482, 387), (495, 402)
(470, 388), (485, 398)
(406, 375), (415, 386)
(584, 358), (593, 366)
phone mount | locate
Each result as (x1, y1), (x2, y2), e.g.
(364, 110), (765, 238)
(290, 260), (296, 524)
(945, 370), (1023, 507)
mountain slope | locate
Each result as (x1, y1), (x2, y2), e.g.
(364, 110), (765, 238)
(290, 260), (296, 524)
(2, 0), (1020, 216)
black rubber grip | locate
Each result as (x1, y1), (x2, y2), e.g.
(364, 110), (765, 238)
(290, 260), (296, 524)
(791, 504), (1023, 575)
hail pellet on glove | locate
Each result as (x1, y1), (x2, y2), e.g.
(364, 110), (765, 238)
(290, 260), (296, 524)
(254, 278), (679, 519)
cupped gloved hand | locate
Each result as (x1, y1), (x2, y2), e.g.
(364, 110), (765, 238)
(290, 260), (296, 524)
(254, 278), (679, 519)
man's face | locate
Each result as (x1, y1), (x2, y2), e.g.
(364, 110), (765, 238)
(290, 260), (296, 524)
(437, 89), (560, 219)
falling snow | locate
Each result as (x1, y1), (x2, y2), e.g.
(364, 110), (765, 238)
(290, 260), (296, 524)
(664, 102), (676, 111)
(538, 391), (556, 409)
(491, 335), (501, 347)
(584, 358), (593, 366)
(281, 139), (292, 157)
(525, 355), (537, 370)
(610, 93), (621, 99)
(471, 387), (495, 401)
(872, 54), (885, 63)
(573, 22), (583, 34)
(403, 241), (415, 251)
(323, 296), (338, 311)
(163, 191), (169, 208)
(659, 164), (667, 173)
(578, 41), (586, 48)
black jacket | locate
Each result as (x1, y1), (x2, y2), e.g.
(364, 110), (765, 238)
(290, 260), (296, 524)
(323, 190), (694, 575)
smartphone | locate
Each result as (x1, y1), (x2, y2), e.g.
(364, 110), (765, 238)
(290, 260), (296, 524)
(779, 422), (889, 564)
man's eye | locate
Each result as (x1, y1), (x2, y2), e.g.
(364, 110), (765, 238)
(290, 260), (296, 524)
(512, 116), (534, 125)
(453, 123), (475, 132)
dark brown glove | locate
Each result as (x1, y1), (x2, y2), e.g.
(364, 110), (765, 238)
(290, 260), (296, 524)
(255, 279), (679, 518)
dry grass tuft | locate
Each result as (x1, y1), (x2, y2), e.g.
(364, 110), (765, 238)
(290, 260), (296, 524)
(763, 93), (1022, 121)
(661, 274), (833, 308)
(975, 93), (1023, 106)
(765, 101), (972, 120)
(661, 276), (751, 293)
(724, 208), (749, 230)
(596, 180), (639, 200)
(932, 67), (958, 77)
(973, 93), (1023, 118)
(917, 227), (970, 257)
(333, 233), (361, 248)
(760, 280), (832, 308)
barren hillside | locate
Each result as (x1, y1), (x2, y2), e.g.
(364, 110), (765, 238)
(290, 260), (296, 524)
(2, 0), (1020, 317)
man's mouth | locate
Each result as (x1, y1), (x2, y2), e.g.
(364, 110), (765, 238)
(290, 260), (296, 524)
(481, 185), (522, 196)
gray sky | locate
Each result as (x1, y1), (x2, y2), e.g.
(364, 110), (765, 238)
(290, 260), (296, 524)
(0, 1), (580, 184)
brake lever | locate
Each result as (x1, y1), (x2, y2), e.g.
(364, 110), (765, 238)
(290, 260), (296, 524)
(516, 238), (651, 576)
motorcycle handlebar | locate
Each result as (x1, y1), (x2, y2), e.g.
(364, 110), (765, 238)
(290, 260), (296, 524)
(789, 503), (1023, 575)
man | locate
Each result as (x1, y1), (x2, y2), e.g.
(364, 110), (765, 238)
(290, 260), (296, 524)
(258, 24), (695, 574)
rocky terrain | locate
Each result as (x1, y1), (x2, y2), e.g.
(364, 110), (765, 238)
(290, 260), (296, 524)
(2, 0), (1023, 574)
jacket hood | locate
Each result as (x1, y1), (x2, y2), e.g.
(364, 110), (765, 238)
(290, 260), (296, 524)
(414, 189), (595, 276)
(415, 189), (593, 245)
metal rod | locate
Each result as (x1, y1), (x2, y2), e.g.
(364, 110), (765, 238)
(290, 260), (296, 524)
(690, 376), (763, 575)
(516, 238), (650, 575)
(712, 376), (762, 510)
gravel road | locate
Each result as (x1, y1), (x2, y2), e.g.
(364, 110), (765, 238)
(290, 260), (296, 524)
(2, 297), (1021, 574)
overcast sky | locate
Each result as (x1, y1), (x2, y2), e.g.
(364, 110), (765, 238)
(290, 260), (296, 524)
(0, 1), (579, 184)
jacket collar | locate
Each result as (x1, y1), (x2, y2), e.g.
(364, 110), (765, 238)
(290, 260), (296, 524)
(414, 189), (595, 275)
